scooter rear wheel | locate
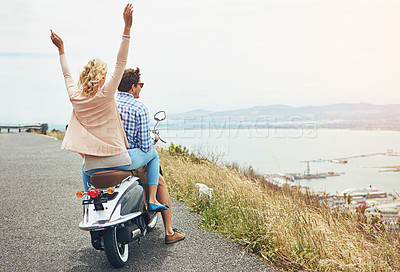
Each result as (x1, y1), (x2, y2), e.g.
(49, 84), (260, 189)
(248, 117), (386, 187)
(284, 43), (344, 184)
(104, 226), (129, 268)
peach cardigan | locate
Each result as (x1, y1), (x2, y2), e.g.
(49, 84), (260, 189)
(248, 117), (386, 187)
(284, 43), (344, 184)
(60, 37), (130, 157)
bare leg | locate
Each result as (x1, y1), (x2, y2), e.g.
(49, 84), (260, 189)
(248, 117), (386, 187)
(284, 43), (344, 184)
(136, 168), (173, 235)
(158, 176), (185, 243)
(136, 170), (185, 243)
(157, 175), (174, 235)
(147, 185), (160, 205)
(135, 166), (163, 206)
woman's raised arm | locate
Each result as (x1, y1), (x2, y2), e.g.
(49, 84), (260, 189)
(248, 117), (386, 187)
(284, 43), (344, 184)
(123, 3), (133, 36)
(50, 30), (77, 97)
(50, 30), (64, 55)
(103, 3), (134, 97)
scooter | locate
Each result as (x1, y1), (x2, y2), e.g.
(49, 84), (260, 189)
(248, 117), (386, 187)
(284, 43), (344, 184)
(76, 111), (167, 268)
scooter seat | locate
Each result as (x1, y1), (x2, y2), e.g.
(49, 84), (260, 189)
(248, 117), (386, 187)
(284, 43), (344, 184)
(90, 170), (136, 189)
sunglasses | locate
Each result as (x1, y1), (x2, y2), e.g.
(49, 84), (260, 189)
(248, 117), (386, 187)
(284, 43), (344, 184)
(136, 83), (144, 88)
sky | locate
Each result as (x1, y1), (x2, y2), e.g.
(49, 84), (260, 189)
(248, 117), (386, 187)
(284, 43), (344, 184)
(1, 0), (400, 124)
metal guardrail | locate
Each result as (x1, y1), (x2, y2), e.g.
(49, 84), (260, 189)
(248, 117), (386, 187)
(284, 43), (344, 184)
(0, 123), (48, 134)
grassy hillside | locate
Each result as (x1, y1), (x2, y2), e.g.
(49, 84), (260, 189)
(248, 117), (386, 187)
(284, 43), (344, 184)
(47, 130), (400, 271)
(159, 144), (400, 272)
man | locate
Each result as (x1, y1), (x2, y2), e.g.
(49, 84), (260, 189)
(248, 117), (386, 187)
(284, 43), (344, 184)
(116, 68), (185, 244)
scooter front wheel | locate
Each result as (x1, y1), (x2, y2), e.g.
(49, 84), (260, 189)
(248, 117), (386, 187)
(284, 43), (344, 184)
(104, 226), (129, 268)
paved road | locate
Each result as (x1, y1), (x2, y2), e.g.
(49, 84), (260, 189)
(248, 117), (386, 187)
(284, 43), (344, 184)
(0, 133), (279, 272)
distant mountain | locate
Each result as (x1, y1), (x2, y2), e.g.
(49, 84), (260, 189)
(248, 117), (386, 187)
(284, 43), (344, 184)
(178, 109), (213, 116)
(163, 103), (400, 130)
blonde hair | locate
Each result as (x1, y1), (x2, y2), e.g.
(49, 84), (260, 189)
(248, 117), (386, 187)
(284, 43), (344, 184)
(78, 59), (107, 97)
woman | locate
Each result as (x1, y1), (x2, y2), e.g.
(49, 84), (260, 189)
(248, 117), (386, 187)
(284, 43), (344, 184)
(50, 3), (166, 211)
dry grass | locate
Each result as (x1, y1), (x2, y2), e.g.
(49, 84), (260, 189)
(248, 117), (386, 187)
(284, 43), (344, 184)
(47, 130), (65, 140)
(159, 145), (400, 272)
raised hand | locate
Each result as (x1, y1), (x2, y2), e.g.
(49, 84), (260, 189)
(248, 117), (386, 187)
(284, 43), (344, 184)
(123, 3), (134, 35)
(50, 30), (65, 55)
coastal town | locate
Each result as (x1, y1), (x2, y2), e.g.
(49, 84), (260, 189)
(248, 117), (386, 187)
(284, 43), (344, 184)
(270, 177), (400, 230)
(269, 149), (400, 230)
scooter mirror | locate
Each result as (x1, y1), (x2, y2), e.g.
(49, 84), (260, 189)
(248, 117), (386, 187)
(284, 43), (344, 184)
(154, 111), (166, 122)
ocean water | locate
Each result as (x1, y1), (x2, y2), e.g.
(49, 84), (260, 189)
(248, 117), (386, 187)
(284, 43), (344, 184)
(158, 128), (400, 195)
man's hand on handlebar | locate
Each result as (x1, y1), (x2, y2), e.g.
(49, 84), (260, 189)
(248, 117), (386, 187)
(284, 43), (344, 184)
(154, 133), (160, 144)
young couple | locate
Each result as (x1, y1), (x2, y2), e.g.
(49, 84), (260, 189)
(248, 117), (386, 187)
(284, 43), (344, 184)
(50, 3), (184, 244)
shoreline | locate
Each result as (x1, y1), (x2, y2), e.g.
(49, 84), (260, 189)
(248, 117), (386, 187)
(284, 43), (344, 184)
(2, 125), (400, 133)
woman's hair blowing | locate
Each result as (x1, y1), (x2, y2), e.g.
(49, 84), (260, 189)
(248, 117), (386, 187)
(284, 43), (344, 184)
(78, 59), (107, 97)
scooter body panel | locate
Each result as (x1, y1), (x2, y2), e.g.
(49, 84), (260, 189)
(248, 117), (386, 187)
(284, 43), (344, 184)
(117, 181), (145, 215)
(79, 177), (145, 230)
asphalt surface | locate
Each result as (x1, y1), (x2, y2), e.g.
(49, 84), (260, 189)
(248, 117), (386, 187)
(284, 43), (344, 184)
(0, 133), (280, 272)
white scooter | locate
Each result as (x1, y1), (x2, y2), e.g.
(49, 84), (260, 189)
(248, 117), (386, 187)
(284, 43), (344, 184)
(76, 111), (167, 268)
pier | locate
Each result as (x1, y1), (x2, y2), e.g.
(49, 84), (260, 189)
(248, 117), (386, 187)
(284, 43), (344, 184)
(0, 123), (48, 134)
